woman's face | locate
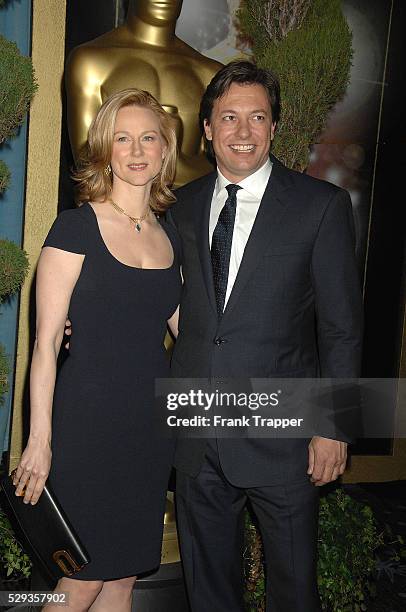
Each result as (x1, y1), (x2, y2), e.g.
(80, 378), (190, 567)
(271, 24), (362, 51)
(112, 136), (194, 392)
(111, 105), (167, 190)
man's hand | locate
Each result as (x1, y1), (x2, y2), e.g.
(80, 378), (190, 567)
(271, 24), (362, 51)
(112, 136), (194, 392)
(64, 318), (71, 349)
(307, 436), (347, 486)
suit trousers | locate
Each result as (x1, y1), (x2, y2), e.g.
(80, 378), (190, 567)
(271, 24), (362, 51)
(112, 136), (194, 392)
(176, 439), (322, 612)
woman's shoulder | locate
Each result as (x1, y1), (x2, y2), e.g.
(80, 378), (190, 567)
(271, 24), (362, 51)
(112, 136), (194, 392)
(43, 203), (93, 254)
(51, 203), (93, 226)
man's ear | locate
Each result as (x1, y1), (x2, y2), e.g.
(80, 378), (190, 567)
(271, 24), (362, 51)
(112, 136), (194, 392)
(270, 122), (277, 141)
(203, 119), (213, 141)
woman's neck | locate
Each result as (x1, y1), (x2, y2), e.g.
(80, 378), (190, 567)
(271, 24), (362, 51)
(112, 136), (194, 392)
(109, 184), (151, 218)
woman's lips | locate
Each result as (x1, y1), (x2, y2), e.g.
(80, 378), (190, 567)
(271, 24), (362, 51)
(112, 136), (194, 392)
(127, 163), (148, 170)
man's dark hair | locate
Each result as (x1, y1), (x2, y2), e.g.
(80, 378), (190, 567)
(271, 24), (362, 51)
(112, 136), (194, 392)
(199, 60), (281, 161)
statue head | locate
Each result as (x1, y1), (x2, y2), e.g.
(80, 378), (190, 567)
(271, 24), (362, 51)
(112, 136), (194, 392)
(129, 0), (183, 26)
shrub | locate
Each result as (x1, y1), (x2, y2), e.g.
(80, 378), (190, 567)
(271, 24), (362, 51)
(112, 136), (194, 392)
(0, 34), (37, 144)
(0, 505), (32, 579)
(0, 344), (9, 405)
(237, 0), (353, 170)
(0, 239), (29, 302)
(0, 160), (11, 193)
(318, 489), (382, 611)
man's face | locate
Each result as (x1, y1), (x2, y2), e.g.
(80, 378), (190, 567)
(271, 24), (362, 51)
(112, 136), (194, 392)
(204, 82), (276, 183)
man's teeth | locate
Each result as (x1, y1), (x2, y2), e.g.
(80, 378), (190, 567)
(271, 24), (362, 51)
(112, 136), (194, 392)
(230, 145), (255, 151)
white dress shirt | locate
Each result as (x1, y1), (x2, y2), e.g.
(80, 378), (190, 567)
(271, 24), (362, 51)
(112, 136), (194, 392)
(209, 158), (273, 308)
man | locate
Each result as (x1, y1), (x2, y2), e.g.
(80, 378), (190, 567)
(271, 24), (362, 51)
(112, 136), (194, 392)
(169, 61), (363, 612)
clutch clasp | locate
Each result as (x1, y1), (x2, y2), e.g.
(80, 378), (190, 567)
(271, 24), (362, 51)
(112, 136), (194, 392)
(52, 550), (84, 576)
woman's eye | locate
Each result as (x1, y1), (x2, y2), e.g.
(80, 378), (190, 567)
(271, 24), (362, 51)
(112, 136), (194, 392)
(143, 135), (155, 141)
(117, 136), (128, 142)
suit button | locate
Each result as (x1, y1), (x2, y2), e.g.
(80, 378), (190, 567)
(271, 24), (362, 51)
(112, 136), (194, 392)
(214, 337), (227, 345)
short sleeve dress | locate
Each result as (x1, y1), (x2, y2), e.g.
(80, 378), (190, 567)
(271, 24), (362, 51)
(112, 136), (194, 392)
(43, 203), (181, 580)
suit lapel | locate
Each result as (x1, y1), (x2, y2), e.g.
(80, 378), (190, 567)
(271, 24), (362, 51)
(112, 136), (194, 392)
(193, 172), (218, 317)
(222, 157), (293, 321)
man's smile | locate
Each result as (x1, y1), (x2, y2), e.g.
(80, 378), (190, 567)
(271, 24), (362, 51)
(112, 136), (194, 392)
(229, 144), (256, 152)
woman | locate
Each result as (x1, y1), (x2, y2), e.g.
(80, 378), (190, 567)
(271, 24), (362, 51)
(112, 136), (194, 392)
(13, 89), (181, 611)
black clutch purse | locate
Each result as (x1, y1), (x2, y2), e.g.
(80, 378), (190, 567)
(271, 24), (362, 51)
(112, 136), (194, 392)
(0, 470), (90, 580)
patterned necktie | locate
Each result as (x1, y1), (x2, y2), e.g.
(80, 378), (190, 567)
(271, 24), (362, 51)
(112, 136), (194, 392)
(211, 183), (242, 315)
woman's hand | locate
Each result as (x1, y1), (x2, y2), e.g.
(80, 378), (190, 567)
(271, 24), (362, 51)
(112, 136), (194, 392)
(13, 441), (52, 505)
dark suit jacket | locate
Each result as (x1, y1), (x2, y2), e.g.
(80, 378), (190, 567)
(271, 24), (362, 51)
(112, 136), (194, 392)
(168, 155), (363, 486)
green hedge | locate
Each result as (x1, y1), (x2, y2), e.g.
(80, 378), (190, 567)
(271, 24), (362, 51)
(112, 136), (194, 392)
(0, 239), (29, 302)
(237, 0), (352, 170)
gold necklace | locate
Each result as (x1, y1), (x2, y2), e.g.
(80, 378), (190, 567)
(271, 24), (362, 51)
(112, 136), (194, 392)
(110, 200), (150, 232)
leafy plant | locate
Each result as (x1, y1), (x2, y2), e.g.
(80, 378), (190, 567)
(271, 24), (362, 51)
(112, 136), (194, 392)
(0, 505), (32, 578)
(0, 4), (36, 583)
(237, 0), (353, 170)
(375, 523), (406, 583)
(0, 159), (11, 193)
(0, 35), (37, 144)
(318, 489), (382, 611)
(0, 343), (9, 405)
(244, 489), (383, 611)
(244, 510), (265, 611)
(0, 239), (29, 302)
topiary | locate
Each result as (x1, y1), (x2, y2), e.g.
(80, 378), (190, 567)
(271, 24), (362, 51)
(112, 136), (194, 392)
(0, 239), (29, 302)
(0, 160), (11, 194)
(237, 0), (353, 171)
(0, 344), (9, 406)
(0, 35), (37, 144)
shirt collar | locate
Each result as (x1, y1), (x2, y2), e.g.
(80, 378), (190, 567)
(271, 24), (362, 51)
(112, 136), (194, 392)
(215, 158), (273, 200)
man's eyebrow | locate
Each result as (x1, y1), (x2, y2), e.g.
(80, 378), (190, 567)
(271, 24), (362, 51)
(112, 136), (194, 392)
(218, 109), (269, 114)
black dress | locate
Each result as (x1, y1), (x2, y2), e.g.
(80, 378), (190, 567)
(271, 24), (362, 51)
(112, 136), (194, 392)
(43, 203), (181, 580)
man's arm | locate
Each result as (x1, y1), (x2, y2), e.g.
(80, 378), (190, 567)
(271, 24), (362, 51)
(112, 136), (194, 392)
(311, 188), (363, 377)
(308, 188), (363, 485)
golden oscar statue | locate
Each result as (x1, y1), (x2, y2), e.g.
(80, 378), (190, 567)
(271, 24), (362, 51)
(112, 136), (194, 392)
(65, 0), (223, 565)
(65, 0), (222, 187)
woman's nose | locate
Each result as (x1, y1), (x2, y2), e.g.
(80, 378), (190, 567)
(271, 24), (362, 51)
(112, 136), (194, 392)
(131, 139), (143, 156)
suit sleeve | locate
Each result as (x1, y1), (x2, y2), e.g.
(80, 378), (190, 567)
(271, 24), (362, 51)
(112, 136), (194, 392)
(311, 188), (363, 378)
(166, 207), (178, 229)
(311, 189), (363, 442)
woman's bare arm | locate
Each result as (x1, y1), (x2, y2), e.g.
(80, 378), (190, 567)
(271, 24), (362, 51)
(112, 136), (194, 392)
(13, 247), (84, 504)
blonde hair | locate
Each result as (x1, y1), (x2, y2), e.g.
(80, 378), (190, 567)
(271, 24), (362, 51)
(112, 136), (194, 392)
(74, 89), (177, 211)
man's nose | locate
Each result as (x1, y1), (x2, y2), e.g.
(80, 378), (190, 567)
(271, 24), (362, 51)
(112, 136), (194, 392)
(236, 118), (251, 139)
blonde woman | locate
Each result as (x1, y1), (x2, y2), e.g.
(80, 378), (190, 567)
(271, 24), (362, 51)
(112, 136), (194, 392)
(13, 89), (181, 611)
